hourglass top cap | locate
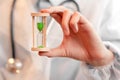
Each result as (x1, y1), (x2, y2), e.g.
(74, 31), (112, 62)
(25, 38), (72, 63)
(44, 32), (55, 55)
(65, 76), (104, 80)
(31, 12), (50, 17)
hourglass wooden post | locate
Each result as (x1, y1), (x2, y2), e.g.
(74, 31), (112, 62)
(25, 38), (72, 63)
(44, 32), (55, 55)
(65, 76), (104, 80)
(31, 13), (49, 52)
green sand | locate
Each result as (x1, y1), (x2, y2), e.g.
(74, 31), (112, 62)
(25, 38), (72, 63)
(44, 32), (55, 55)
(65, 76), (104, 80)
(38, 45), (44, 48)
(37, 22), (44, 32)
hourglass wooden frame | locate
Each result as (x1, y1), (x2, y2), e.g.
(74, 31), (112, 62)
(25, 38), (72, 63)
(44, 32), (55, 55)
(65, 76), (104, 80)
(31, 12), (49, 52)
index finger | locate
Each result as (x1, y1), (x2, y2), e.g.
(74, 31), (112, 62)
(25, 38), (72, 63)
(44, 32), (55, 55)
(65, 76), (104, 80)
(40, 6), (68, 14)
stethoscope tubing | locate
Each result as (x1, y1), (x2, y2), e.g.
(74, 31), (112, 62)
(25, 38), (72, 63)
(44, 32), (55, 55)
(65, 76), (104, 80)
(10, 0), (17, 59)
(59, 0), (80, 12)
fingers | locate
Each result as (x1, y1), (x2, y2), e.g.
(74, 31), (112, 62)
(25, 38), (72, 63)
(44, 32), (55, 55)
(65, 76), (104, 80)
(40, 6), (72, 35)
(70, 11), (80, 33)
(45, 8), (80, 34)
(40, 6), (67, 14)
(50, 13), (62, 24)
(62, 10), (72, 35)
(40, 6), (91, 34)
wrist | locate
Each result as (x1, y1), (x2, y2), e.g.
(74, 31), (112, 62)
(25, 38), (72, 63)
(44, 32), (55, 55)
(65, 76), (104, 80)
(87, 49), (114, 66)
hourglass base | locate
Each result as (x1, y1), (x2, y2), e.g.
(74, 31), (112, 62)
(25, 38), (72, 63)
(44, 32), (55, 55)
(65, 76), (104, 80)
(31, 47), (49, 52)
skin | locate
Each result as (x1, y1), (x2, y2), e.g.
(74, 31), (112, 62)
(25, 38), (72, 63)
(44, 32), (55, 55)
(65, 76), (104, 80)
(38, 6), (114, 66)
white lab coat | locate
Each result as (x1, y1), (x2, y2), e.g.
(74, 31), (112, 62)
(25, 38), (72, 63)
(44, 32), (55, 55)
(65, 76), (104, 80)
(0, 0), (120, 80)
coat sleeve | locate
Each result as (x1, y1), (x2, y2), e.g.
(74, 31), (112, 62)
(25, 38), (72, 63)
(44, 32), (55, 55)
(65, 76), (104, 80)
(75, 42), (120, 80)
(89, 42), (120, 80)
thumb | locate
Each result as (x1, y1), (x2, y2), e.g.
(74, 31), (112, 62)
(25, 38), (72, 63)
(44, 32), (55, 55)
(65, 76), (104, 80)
(38, 46), (65, 57)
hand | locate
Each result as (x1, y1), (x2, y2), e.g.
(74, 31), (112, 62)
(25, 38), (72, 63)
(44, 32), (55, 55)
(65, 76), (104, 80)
(39, 6), (114, 66)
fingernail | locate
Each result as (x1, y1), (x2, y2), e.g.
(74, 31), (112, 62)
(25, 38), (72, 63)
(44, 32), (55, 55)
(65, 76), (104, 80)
(75, 24), (78, 32)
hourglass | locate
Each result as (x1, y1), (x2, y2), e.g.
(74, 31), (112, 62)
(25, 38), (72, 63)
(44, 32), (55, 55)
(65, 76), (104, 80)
(31, 12), (49, 52)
